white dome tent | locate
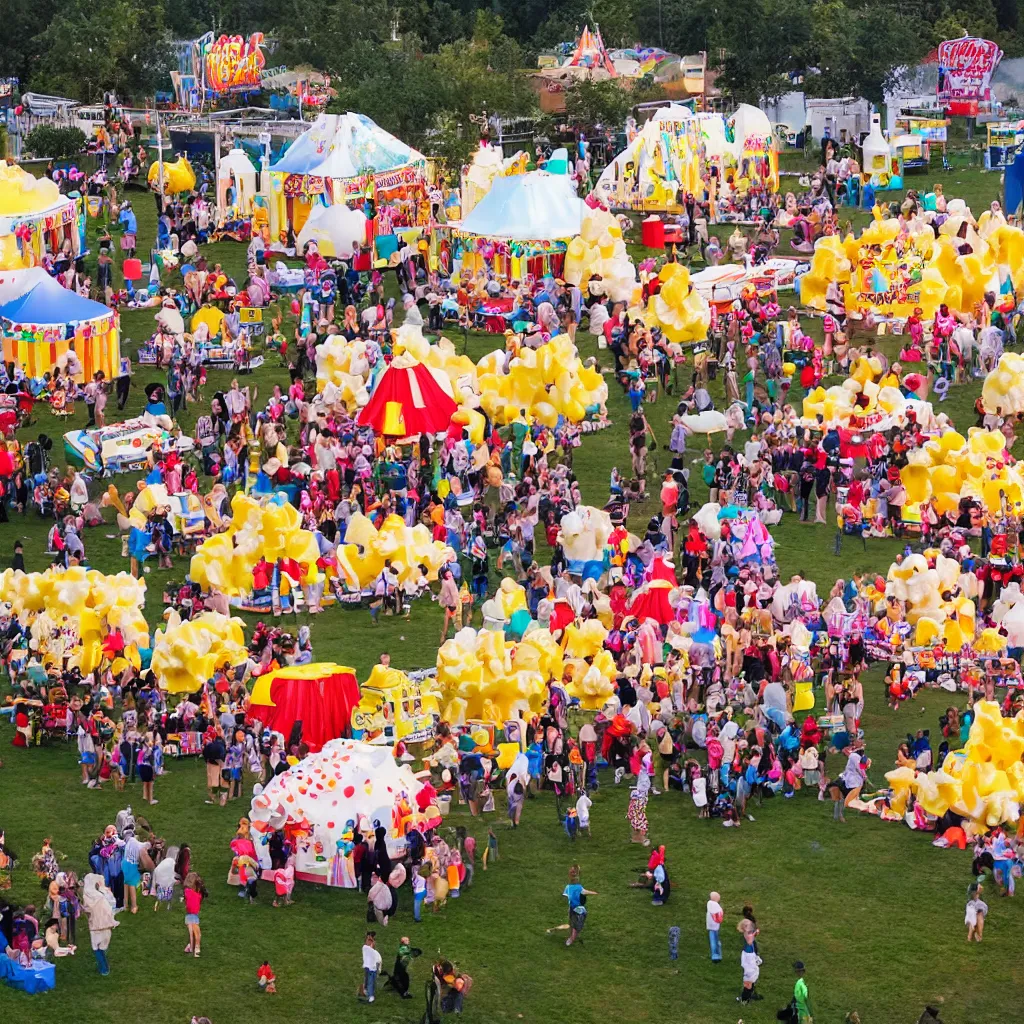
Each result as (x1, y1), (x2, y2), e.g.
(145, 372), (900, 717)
(216, 148), (259, 220)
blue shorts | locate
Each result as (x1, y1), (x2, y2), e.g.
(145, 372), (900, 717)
(185, 914), (200, 926)
(123, 861), (141, 887)
(80, 751), (96, 765)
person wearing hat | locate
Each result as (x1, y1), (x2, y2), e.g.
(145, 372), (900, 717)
(792, 961), (812, 1022)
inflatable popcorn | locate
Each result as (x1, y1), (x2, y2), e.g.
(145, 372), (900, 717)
(886, 701), (1024, 830)
(558, 506), (613, 576)
(801, 206), (1024, 319)
(981, 352), (1024, 416)
(335, 512), (453, 591)
(437, 627), (550, 724)
(189, 493), (321, 596)
(643, 262), (711, 344)
(148, 156), (196, 195)
(563, 205), (642, 305)
(900, 427), (1019, 516)
(0, 567), (149, 673)
(314, 335), (373, 410)
(151, 610), (248, 694)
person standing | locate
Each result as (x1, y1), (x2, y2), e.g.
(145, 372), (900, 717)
(202, 728), (226, 805)
(116, 355), (132, 410)
(793, 961), (812, 1023)
(84, 373), (98, 427)
(706, 891), (724, 962)
(361, 931), (382, 1003)
(82, 873), (119, 975)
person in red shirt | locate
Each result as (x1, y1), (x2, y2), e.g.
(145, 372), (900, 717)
(257, 960), (277, 993)
(183, 873), (208, 957)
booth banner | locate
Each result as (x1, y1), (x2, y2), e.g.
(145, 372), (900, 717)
(0, 200), (78, 239)
(342, 166), (424, 196)
(937, 36), (1003, 115)
(281, 173), (325, 198)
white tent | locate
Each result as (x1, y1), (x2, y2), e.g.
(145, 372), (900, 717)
(216, 148), (259, 218)
(457, 170), (585, 240)
(296, 203), (368, 259)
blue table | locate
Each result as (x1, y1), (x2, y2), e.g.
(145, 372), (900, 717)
(0, 956), (56, 993)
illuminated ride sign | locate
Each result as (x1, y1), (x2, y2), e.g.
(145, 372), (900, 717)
(937, 36), (1003, 116)
(200, 32), (267, 94)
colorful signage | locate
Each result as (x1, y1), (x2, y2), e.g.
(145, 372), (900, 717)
(203, 32), (266, 94)
(896, 116), (948, 143)
(937, 36), (1002, 116)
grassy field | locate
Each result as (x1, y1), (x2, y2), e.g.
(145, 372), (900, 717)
(2, 164), (1022, 1023)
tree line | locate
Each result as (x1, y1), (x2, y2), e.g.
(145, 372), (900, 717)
(2, 0), (1022, 144)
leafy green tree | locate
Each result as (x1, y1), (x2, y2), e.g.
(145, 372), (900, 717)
(30, 0), (170, 102)
(715, 0), (812, 102)
(564, 79), (635, 129)
(25, 125), (87, 161)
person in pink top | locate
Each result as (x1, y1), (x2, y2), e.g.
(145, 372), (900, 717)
(184, 873), (208, 958)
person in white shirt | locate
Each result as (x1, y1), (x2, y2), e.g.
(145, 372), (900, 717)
(575, 792), (592, 835)
(706, 892), (724, 961)
(361, 932), (382, 1003)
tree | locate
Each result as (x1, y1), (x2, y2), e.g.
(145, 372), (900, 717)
(564, 79), (634, 129)
(714, 0), (813, 103)
(25, 125), (87, 161)
(30, 0), (170, 102)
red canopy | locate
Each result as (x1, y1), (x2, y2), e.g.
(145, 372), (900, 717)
(246, 663), (360, 752)
(625, 579), (676, 625)
(357, 361), (458, 436)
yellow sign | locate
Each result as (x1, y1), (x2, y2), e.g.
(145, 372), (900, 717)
(239, 307), (263, 323)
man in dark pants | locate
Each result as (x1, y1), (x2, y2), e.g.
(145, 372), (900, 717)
(116, 356), (131, 410)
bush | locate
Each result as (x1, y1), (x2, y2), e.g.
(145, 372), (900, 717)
(24, 125), (87, 162)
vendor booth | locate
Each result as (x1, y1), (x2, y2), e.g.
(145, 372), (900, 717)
(246, 662), (360, 753)
(266, 112), (429, 248)
(594, 103), (778, 213)
(450, 169), (585, 279)
(0, 163), (86, 271)
(0, 268), (119, 381)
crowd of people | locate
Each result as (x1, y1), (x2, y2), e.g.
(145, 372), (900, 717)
(1, 121), (1021, 1024)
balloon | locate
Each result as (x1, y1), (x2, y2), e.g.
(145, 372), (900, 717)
(290, 299), (301, 315)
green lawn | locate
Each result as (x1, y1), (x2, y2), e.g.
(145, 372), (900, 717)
(2, 165), (1021, 1023)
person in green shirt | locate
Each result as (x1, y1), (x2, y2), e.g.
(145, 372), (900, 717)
(793, 960), (812, 1022)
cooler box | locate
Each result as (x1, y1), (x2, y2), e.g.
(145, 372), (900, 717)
(641, 216), (665, 248)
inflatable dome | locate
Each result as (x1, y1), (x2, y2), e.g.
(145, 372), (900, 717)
(249, 739), (441, 887)
(296, 202), (367, 259)
(0, 163), (63, 217)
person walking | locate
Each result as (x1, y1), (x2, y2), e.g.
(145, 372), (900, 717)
(361, 931), (382, 1003)
(116, 356), (132, 410)
(203, 728), (226, 805)
(82, 873), (119, 975)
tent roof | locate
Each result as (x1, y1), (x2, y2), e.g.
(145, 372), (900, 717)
(269, 111), (426, 179)
(0, 271), (113, 326)
(358, 361), (458, 436)
(457, 171), (585, 240)
(566, 25), (617, 76)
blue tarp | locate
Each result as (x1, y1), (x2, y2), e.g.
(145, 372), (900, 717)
(0, 272), (111, 326)
(458, 171), (585, 240)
